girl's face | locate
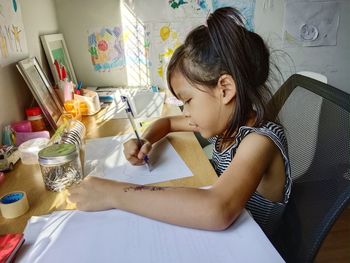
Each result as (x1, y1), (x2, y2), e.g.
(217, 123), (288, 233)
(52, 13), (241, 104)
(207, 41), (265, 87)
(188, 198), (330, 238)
(171, 71), (235, 138)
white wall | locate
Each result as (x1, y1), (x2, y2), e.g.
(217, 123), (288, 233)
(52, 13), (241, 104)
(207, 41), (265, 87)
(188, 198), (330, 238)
(54, 0), (350, 93)
(55, 0), (127, 86)
(0, 0), (59, 141)
(254, 0), (350, 93)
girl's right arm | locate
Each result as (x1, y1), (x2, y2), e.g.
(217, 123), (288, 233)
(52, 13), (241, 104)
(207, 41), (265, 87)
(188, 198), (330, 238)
(123, 115), (192, 165)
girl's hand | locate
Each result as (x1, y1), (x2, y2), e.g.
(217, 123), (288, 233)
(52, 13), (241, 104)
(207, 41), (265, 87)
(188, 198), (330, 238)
(68, 176), (117, 211)
(123, 138), (152, 165)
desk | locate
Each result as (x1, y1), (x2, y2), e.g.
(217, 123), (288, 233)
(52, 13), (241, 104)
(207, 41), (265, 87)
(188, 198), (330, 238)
(0, 104), (217, 234)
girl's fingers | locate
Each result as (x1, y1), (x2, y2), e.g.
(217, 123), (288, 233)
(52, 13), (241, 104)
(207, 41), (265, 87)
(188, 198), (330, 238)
(124, 138), (152, 165)
(126, 154), (145, 165)
(138, 141), (152, 159)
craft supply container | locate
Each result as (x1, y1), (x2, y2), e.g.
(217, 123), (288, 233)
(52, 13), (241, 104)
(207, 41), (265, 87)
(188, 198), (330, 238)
(38, 144), (83, 192)
(18, 137), (50, 164)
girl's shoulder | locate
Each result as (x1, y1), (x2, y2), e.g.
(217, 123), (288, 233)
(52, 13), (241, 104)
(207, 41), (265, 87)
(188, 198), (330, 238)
(209, 121), (287, 152)
(236, 121), (288, 154)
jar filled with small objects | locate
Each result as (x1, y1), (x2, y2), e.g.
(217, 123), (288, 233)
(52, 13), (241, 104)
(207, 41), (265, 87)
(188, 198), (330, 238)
(38, 144), (83, 192)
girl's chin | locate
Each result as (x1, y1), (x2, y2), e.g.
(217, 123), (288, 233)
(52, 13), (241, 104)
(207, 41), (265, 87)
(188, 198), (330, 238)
(198, 130), (213, 139)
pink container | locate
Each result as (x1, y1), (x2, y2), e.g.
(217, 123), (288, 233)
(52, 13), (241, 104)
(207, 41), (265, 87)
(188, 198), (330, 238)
(15, 131), (50, 146)
(11, 120), (32, 133)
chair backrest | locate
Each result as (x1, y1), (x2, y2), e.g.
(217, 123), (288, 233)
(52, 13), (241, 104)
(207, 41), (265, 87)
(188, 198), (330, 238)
(297, 71), (328, 84)
(269, 74), (350, 262)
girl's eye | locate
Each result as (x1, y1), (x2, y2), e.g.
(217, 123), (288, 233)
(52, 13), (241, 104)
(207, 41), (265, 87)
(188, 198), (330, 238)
(184, 98), (192, 104)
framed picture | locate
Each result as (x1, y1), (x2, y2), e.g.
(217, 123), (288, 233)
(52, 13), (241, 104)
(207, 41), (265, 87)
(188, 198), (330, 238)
(40, 33), (77, 85)
(17, 57), (63, 130)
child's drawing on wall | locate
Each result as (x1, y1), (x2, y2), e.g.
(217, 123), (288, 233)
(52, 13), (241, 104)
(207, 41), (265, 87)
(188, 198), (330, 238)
(168, 0), (211, 17)
(0, 26), (8, 58)
(88, 26), (125, 72)
(11, 24), (21, 52)
(0, 0), (28, 66)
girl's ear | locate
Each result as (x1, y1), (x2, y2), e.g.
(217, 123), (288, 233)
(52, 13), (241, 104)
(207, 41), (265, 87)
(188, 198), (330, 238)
(217, 74), (236, 104)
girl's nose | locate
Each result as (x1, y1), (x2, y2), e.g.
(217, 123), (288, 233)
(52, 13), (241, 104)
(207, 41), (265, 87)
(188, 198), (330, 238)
(182, 106), (190, 117)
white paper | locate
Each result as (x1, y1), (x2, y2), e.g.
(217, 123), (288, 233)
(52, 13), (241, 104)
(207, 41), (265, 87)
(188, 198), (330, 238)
(283, 1), (340, 47)
(102, 88), (165, 120)
(17, 209), (284, 263)
(0, 0), (28, 66)
(84, 134), (193, 184)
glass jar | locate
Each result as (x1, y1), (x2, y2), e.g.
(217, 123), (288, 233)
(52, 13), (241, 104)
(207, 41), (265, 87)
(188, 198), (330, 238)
(38, 144), (83, 192)
(26, 107), (46, 132)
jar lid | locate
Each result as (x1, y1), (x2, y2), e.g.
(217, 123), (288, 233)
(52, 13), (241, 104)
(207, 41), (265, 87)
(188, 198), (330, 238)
(26, 107), (42, 117)
(38, 144), (78, 165)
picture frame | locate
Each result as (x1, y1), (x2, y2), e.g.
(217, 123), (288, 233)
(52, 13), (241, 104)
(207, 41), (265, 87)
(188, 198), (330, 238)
(17, 57), (63, 130)
(40, 33), (77, 85)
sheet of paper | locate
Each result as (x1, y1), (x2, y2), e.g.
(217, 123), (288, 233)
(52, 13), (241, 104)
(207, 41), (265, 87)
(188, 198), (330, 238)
(102, 89), (165, 120)
(283, 1), (340, 47)
(17, 210), (284, 263)
(84, 134), (193, 184)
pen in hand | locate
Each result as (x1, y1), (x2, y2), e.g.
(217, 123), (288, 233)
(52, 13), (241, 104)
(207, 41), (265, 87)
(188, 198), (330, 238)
(121, 96), (151, 172)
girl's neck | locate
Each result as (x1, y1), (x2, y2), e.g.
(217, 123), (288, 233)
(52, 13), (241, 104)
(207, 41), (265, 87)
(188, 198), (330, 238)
(218, 111), (258, 151)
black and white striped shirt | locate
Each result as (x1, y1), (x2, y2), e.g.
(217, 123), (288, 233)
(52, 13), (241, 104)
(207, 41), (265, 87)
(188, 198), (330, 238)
(208, 121), (292, 236)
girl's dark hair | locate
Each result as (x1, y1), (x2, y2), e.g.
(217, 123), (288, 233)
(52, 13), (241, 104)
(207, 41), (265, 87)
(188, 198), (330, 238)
(167, 7), (273, 140)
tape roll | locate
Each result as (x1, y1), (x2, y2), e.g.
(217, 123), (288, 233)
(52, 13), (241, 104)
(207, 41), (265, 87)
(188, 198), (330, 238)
(0, 191), (29, 219)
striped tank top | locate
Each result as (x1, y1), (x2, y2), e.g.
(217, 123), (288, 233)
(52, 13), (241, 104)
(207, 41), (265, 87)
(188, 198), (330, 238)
(208, 121), (292, 237)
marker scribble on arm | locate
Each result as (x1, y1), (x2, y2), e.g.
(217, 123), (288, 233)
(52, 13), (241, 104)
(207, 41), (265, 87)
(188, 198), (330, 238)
(123, 186), (167, 192)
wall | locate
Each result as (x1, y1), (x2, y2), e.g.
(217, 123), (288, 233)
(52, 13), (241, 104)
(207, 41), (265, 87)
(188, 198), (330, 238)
(54, 0), (349, 93)
(254, 0), (350, 93)
(55, 0), (127, 86)
(0, 0), (59, 141)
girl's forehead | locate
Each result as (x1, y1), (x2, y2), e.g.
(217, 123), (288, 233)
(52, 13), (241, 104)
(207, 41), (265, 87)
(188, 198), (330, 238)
(171, 73), (192, 94)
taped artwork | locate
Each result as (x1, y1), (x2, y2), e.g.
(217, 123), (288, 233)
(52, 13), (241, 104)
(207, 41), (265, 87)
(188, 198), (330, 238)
(0, 0), (28, 66)
(212, 0), (256, 31)
(283, 1), (340, 47)
(167, 0), (212, 17)
(146, 20), (202, 88)
(87, 26), (125, 72)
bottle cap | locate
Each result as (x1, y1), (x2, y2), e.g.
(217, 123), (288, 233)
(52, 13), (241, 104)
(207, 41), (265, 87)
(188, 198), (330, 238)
(38, 144), (78, 165)
(26, 107), (42, 117)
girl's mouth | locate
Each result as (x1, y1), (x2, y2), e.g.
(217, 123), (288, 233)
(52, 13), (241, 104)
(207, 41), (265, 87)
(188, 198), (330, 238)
(189, 122), (200, 131)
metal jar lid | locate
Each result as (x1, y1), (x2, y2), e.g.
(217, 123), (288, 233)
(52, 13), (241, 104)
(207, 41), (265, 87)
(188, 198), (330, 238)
(38, 144), (78, 165)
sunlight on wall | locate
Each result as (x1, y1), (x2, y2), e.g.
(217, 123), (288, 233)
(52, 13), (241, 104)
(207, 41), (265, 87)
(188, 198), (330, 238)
(120, 1), (150, 86)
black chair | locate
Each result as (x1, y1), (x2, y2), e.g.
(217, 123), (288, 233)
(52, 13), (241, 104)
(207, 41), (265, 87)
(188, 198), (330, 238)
(269, 74), (350, 262)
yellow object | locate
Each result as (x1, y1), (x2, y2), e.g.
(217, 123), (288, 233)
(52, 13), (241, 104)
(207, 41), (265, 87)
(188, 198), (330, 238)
(64, 100), (82, 121)
(0, 191), (29, 219)
(73, 89), (101, 115)
(163, 48), (174, 58)
(160, 26), (170, 41)
(157, 66), (163, 78)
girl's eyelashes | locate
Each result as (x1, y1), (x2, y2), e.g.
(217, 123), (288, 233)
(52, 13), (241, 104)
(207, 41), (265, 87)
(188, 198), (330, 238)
(184, 98), (192, 104)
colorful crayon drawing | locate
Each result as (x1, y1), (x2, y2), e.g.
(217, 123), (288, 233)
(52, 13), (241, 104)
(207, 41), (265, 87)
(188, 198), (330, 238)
(0, 0), (28, 66)
(168, 0), (211, 17)
(88, 26), (125, 72)
(169, 0), (209, 12)
(212, 0), (256, 31)
(0, 26), (8, 58)
(146, 20), (202, 88)
(11, 24), (21, 52)
(51, 47), (74, 82)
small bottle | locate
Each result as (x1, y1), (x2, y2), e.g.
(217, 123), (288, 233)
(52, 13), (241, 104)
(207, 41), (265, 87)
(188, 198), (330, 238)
(26, 107), (46, 132)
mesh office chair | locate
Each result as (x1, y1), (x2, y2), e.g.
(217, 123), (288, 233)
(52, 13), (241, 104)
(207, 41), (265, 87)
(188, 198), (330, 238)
(269, 74), (350, 262)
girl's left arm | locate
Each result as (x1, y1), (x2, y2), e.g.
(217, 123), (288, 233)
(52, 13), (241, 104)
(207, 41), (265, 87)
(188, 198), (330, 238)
(68, 132), (280, 230)
(69, 177), (228, 230)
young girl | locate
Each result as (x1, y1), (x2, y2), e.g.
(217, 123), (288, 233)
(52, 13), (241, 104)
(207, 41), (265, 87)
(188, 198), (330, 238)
(68, 7), (291, 238)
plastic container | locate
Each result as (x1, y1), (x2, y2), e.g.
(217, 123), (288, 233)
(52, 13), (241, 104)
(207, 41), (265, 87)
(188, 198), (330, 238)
(11, 120), (32, 133)
(18, 138), (49, 165)
(26, 107), (46, 132)
(38, 144), (83, 192)
(15, 130), (50, 146)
